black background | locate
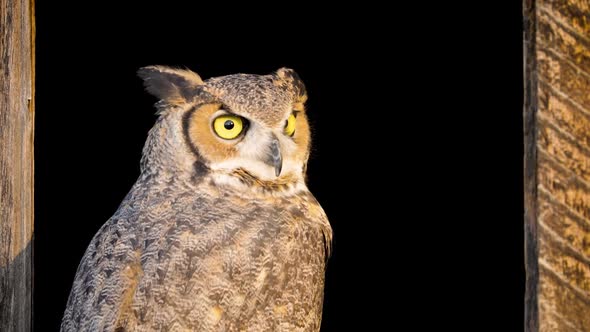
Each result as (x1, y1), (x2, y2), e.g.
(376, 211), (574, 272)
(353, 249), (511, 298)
(35, 2), (524, 331)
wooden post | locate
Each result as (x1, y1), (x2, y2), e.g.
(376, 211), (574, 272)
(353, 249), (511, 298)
(0, 0), (35, 331)
(525, 0), (590, 331)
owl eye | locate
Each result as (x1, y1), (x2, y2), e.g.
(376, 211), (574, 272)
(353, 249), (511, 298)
(213, 115), (246, 140)
(284, 113), (296, 137)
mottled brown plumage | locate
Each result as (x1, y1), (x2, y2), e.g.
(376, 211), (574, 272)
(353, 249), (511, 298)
(61, 67), (332, 331)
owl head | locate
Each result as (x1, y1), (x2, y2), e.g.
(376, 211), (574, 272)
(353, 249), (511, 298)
(137, 66), (311, 191)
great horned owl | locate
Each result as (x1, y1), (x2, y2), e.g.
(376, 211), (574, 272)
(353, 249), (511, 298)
(60, 66), (332, 331)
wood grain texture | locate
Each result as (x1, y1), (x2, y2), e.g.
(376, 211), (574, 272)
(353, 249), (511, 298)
(525, 0), (590, 330)
(0, 0), (35, 331)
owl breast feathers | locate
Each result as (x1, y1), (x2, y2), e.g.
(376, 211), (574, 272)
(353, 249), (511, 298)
(61, 67), (332, 332)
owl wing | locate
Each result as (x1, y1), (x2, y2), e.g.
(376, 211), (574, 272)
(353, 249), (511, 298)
(60, 183), (158, 332)
(60, 217), (143, 332)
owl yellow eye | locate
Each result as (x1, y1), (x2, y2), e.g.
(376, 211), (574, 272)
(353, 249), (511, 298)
(284, 114), (296, 136)
(213, 115), (245, 140)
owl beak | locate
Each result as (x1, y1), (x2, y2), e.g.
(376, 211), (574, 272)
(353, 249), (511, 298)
(266, 135), (283, 177)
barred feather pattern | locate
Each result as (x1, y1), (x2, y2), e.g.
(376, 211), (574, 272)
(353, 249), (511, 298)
(61, 173), (331, 331)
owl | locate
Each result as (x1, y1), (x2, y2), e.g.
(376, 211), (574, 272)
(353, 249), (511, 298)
(60, 66), (332, 331)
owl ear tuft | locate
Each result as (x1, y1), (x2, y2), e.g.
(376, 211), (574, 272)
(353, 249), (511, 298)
(137, 65), (204, 105)
(274, 68), (307, 100)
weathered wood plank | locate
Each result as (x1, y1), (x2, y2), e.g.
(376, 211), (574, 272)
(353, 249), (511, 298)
(526, 0), (590, 331)
(0, 0), (35, 331)
(537, 42), (590, 113)
(538, 191), (590, 259)
(538, 118), (590, 181)
(538, 8), (590, 78)
(541, 0), (590, 38)
(524, 0), (539, 329)
(537, 154), (590, 238)
(539, 267), (590, 331)
(538, 74), (590, 149)
(539, 228), (590, 298)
